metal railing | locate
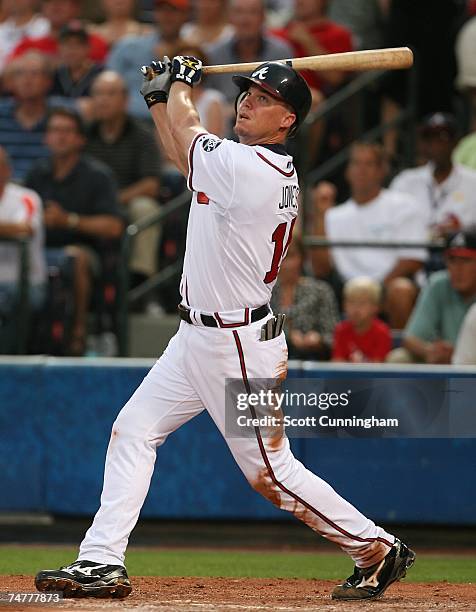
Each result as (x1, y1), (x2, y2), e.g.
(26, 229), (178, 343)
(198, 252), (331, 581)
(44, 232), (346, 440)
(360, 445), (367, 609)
(0, 236), (30, 354)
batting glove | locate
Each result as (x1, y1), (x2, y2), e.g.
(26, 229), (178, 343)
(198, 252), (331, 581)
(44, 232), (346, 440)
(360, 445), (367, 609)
(140, 56), (172, 108)
(171, 55), (202, 88)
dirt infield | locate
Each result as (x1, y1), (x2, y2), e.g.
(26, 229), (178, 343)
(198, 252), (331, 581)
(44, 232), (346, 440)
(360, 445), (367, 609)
(1, 575), (475, 611)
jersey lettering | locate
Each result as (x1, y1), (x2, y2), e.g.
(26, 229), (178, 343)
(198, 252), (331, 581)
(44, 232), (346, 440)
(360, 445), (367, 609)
(278, 185), (299, 210)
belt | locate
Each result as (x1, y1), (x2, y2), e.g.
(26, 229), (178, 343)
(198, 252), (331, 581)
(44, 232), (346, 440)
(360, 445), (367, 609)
(178, 304), (270, 328)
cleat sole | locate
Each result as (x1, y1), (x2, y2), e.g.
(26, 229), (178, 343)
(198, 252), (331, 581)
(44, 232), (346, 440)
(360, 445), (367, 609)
(35, 576), (132, 599)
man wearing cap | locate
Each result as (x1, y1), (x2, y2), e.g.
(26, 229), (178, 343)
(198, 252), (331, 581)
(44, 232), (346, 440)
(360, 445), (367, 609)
(107, 0), (189, 120)
(390, 229), (476, 364)
(391, 113), (476, 237)
(51, 21), (104, 102)
(35, 56), (415, 602)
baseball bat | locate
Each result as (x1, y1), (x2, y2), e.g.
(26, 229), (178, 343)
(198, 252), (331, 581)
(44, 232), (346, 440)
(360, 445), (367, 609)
(203, 47), (413, 75)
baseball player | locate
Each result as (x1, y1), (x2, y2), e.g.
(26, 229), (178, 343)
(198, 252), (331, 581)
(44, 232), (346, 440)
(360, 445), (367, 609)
(35, 56), (415, 602)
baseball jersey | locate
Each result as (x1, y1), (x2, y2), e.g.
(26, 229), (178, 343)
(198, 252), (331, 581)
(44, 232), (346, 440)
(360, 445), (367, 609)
(390, 162), (476, 229)
(182, 133), (299, 312)
(0, 182), (46, 286)
(325, 189), (427, 282)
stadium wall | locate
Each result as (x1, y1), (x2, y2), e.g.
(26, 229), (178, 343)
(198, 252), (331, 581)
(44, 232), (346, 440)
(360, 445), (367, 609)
(0, 358), (474, 525)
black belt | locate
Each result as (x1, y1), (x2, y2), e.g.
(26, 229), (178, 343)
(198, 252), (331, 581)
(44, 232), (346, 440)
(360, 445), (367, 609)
(178, 304), (270, 328)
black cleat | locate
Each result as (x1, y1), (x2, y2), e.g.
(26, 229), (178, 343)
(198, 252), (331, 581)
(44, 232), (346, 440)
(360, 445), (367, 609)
(331, 539), (416, 601)
(35, 560), (132, 599)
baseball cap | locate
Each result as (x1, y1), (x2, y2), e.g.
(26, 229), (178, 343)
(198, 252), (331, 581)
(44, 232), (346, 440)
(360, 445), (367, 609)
(155, 0), (190, 9)
(59, 20), (89, 43)
(420, 112), (458, 139)
(446, 229), (476, 258)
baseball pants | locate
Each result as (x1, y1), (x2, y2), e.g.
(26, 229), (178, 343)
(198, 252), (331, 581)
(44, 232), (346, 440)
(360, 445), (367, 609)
(78, 316), (395, 568)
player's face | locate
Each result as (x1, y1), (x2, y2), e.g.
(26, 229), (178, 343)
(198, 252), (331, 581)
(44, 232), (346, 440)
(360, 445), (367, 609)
(234, 86), (296, 144)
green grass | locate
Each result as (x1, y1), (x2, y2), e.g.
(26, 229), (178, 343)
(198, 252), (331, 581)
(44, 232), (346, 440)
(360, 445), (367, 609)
(0, 546), (474, 583)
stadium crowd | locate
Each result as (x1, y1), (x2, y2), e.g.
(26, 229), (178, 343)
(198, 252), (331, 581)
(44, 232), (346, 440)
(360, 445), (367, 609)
(0, 0), (476, 363)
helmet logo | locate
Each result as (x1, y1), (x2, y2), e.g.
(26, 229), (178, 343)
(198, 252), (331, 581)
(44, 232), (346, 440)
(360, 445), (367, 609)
(251, 66), (269, 80)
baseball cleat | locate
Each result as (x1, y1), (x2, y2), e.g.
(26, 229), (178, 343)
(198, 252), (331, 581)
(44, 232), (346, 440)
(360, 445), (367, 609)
(331, 539), (416, 601)
(35, 560), (132, 599)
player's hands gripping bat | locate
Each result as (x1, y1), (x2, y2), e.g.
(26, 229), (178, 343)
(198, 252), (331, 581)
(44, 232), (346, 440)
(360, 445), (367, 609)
(140, 56), (172, 108)
(170, 55), (203, 88)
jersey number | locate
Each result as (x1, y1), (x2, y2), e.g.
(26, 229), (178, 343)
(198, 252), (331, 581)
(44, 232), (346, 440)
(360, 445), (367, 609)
(263, 219), (296, 284)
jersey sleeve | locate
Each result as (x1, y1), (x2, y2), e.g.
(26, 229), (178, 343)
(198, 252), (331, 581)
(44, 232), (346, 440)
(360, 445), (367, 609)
(187, 132), (234, 212)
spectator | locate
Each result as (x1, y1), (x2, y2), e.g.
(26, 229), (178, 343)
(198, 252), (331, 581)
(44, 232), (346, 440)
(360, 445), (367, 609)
(332, 277), (392, 363)
(271, 237), (339, 360)
(452, 302), (476, 364)
(0, 146), (46, 352)
(327, 0), (388, 51)
(0, 51), (68, 181)
(181, 0), (234, 52)
(9, 0), (108, 65)
(90, 0), (153, 49)
(25, 107), (124, 356)
(206, 0), (292, 106)
(107, 0), (189, 121)
(391, 113), (476, 236)
(0, 0), (49, 73)
(86, 70), (161, 287)
(311, 142), (427, 329)
(390, 229), (476, 364)
(272, 0), (353, 94)
(50, 22), (104, 118)
(174, 44), (227, 136)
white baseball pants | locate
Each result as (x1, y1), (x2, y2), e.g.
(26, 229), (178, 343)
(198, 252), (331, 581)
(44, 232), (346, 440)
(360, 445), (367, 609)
(78, 317), (395, 568)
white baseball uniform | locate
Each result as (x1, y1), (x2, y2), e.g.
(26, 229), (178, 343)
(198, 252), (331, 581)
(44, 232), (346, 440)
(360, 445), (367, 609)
(78, 132), (395, 569)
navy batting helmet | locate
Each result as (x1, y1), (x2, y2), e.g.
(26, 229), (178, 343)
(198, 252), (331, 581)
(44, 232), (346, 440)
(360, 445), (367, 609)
(232, 61), (312, 136)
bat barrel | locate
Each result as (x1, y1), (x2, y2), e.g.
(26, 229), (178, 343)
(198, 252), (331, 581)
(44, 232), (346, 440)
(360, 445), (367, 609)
(202, 47), (414, 75)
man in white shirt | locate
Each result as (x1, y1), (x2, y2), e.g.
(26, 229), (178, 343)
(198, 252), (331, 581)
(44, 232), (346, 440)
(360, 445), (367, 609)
(0, 146), (46, 351)
(312, 142), (427, 328)
(391, 113), (476, 236)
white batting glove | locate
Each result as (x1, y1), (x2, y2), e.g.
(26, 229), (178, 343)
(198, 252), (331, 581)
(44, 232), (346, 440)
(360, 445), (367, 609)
(140, 56), (172, 108)
(170, 55), (203, 88)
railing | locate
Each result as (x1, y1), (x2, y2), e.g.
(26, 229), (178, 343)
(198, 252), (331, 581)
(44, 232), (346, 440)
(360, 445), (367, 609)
(116, 66), (418, 356)
(303, 238), (444, 250)
(0, 236), (30, 354)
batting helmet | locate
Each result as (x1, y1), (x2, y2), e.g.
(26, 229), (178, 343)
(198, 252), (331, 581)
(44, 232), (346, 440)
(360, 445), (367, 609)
(232, 62), (312, 136)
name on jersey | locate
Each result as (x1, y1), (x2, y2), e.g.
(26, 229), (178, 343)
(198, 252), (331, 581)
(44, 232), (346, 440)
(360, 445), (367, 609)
(278, 185), (299, 211)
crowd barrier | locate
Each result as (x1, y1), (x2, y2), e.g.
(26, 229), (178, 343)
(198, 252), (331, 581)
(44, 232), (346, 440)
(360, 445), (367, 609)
(0, 357), (474, 525)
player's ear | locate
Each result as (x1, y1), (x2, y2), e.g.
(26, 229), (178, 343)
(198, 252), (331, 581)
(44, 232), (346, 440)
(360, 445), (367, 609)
(280, 111), (296, 132)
